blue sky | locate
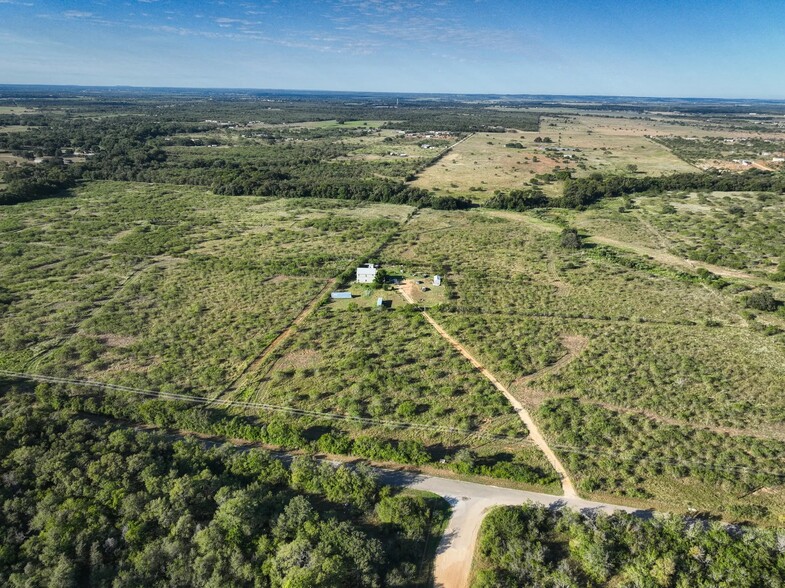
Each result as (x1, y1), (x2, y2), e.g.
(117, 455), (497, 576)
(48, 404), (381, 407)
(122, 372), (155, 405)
(0, 0), (783, 98)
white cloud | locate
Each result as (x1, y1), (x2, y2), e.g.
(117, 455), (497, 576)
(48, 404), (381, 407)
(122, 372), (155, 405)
(62, 10), (94, 18)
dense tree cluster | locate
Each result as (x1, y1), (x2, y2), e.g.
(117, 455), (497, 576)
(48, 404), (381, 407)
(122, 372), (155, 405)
(483, 188), (549, 211)
(0, 386), (447, 587)
(559, 169), (785, 208)
(0, 161), (79, 205)
(473, 504), (785, 587)
(745, 289), (781, 312)
(381, 108), (538, 133)
(33, 382), (435, 466)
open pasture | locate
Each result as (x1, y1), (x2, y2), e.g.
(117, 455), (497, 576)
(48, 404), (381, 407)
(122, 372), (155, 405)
(541, 115), (699, 175)
(411, 131), (567, 198)
(381, 205), (785, 520)
(0, 182), (414, 395)
(572, 190), (785, 273)
(0, 106), (38, 114)
(233, 303), (560, 488)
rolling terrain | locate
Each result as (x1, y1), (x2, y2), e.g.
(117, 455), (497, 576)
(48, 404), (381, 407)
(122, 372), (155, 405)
(1, 89), (785, 586)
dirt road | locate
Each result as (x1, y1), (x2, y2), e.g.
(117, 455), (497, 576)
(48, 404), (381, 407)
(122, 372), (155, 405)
(587, 235), (757, 280)
(378, 470), (645, 588)
(396, 287), (577, 499)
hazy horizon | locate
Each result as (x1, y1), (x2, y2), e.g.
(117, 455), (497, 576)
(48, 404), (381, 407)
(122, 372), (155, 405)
(1, 0), (784, 100)
(3, 83), (785, 105)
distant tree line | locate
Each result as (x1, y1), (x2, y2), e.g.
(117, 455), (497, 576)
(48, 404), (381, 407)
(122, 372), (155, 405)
(484, 169), (785, 212)
(0, 108), (477, 210)
(559, 169), (785, 208)
(0, 161), (80, 205)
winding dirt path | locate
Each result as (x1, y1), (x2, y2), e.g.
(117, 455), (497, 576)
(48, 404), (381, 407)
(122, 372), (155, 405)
(588, 235), (757, 280)
(396, 287), (577, 500)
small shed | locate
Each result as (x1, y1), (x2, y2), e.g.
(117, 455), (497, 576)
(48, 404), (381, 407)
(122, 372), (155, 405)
(433, 275), (442, 286)
(376, 297), (384, 307)
(331, 291), (352, 300)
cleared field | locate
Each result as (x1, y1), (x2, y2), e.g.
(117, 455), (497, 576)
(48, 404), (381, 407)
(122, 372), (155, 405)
(0, 182), (414, 394)
(542, 115), (699, 175)
(0, 151), (28, 163)
(0, 106), (37, 114)
(0, 125), (34, 134)
(381, 206), (785, 521)
(412, 131), (566, 198)
(411, 115), (702, 201)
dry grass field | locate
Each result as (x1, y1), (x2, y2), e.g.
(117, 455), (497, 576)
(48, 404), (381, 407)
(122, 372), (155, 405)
(412, 131), (567, 198)
(542, 115), (699, 175)
(412, 114), (705, 200)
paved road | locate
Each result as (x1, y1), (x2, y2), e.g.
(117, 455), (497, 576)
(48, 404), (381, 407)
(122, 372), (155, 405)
(378, 470), (649, 588)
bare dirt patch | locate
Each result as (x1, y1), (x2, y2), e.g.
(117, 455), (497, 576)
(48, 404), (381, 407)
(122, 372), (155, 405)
(272, 349), (323, 371)
(99, 334), (139, 348)
(512, 334), (588, 410)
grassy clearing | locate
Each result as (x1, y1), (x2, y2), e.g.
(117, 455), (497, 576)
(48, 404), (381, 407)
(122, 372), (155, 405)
(233, 305), (559, 487)
(412, 131), (567, 198)
(410, 112), (700, 201)
(46, 261), (326, 393)
(542, 115), (699, 175)
(536, 321), (785, 432)
(0, 182), (413, 393)
(0, 180), (561, 488)
(538, 398), (785, 523)
(242, 307), (522, 435)
(0, 106), (38, 114)
(573, 190), (785, 273)
(381, 205), (785, 521)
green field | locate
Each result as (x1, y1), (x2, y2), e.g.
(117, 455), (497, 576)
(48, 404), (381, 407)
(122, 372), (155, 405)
(0, 180), (560, 490)
(2, 94), (785, 526)
(0, 182), (412, 388)
(380, 204), (785, 522)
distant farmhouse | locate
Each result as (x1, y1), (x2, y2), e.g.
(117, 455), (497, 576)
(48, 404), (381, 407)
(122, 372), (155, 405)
(433, 275), (442, 286)
(356, 263), (378, 284)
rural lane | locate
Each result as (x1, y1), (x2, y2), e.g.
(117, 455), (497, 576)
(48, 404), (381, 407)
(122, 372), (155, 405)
(1, 368), (647, 588)
(378, 469), (647, 588)
(395, 286), (577, 499)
